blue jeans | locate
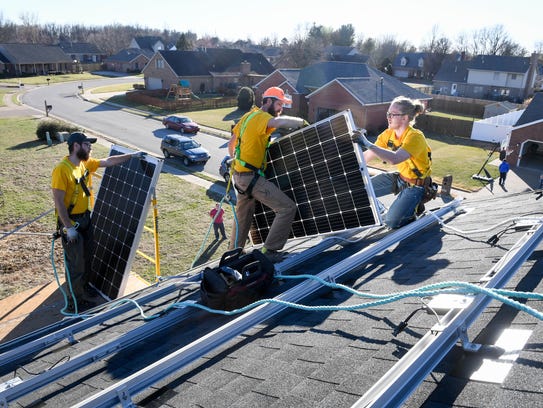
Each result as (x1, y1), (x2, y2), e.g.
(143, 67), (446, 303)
(369, 172), (425, 229)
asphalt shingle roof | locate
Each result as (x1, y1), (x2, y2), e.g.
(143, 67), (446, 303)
(0, 43), (72, 64)
(159, 49), (275, 77)
(1, 186), (542, 407)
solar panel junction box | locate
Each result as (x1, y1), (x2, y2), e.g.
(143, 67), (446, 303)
(425, 293), (475, 315)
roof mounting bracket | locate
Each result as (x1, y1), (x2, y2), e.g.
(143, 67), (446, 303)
(116, 387), (134, 408)
(457, 325), (481, 353)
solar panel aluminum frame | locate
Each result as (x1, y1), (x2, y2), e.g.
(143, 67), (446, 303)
(89, 146), (163, 300)
(249, 109), (382, 245)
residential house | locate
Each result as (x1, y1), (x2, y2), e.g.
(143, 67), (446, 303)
(434, 53), (541, 102)
(392, 52), (428, 80)
(471, 92), (543, 169)
(254, 61), (430, 133)
(57, 41), (105, 64)
(142, 48), (275, 94)
(508, 92), (543, 168)
(0, 43), (73, 76)
(104, 48), (153, 73)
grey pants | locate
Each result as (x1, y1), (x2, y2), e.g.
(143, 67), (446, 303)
(229, 172), (296, 251)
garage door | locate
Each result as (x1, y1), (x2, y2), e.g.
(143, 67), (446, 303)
(146, 77), (163, 90)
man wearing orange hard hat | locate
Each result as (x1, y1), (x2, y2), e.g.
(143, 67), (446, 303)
(228, 86), (309, 263)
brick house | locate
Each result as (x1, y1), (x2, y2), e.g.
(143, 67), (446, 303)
(142, 49), (274, 94)
(254, 61), (430, 134)
(507, 92), (543, 169)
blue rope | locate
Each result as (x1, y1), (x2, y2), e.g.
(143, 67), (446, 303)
(159, 277), (543, 321)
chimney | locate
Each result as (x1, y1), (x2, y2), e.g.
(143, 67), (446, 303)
(240, 61), (251, 75)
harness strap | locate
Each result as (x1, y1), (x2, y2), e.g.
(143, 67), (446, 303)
(59, 159), (91, 216)
(387, 137), (432, 179)
(235, 110), (269, 178)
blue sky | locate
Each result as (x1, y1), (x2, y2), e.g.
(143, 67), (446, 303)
(1, 0), (541, 51)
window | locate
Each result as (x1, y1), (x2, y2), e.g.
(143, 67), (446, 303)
(418, 58), (424, 68)
(400, 57), (407, 66)
(156, 59), (164, 69)
(511, 74), (517, 80)
(493, 72), (500, 81)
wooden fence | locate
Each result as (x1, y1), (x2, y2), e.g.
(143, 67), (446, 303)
(126, 90), (237, 112)
(416, 115), (474, 138)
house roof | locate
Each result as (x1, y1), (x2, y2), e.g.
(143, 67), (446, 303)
(105, 48), (152, 63)
(515, 92), (543, 126)
(0, 43), (72, 64)
(392, 52), (429, 68)
(296, 61), (371, 92)
(295, 62), (429, 104)
(58, 41), (102, 55)
(433, 59), (471, 83)
(133, 36), (164, 51)
(334, 74), (430, 105)
(1, 186), (542, 407)
(469, 55), (531, 73)
(157, 49), (275, 77)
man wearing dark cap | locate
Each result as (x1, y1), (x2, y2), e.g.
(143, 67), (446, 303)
(51, 132), (144, 313)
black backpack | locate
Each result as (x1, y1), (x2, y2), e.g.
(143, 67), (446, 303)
(200, 248), (275, 310)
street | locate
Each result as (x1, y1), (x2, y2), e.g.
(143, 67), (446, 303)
(21, 77), (230, 179)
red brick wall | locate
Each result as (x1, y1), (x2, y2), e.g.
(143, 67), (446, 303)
(508, 122), (543, 165)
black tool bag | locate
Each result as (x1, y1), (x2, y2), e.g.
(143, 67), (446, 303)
(200, 248), (275, 310)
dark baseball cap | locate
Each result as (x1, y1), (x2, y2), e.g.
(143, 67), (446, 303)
(67, 132), (97, 146)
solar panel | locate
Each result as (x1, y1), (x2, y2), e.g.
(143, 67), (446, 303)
(89, 146), (163, 299)
(249, 110), (379, 245)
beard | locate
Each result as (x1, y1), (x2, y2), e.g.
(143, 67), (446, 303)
(267, 103), (281, 117)
(76, 149), (90, 161)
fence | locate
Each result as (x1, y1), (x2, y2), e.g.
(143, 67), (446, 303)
(126, 90), (237, 112)
(416, 115), (474, 138)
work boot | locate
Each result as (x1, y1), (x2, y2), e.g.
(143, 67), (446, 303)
(261, 247), (287, 263)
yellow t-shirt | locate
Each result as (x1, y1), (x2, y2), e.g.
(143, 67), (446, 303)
(232, 107), (275, 173)
(375, 127), (432, 179)
(51, 156), (100, 215)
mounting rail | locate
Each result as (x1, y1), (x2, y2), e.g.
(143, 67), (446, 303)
(71, 199), (462, 408)
(352, 220), (543, 408)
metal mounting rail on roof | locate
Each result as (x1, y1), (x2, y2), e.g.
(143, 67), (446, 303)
(352, 220), (543, 408)
(0, 299), (204, 405)
(0, 277), (195, 368)
(72, 199), (462, 408)
(0, 231), (364, 405)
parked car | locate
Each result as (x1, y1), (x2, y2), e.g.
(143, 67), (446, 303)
(219, 155), (233, 183)
(162, 115), (200, 134)
(161, 135), (210, 166)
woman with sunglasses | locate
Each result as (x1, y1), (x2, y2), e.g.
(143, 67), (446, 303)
(354, 96), (432, 229)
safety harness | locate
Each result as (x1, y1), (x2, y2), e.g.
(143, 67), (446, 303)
(386, 137), (432, 180)
(233, 110), (271, 198)
(58, 158), (91, 216)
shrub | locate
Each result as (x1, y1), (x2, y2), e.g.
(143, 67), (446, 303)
(237, 87), (255, 111)
(35, 118), (79, 140)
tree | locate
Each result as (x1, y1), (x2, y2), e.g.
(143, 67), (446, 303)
(331, 24), (355, 46)
(176, 33), (194, 50)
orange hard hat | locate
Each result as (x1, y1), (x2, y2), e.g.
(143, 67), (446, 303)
(262, 87), (292, 104)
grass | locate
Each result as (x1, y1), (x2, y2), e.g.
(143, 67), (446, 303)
(0, 117), (233, 296)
